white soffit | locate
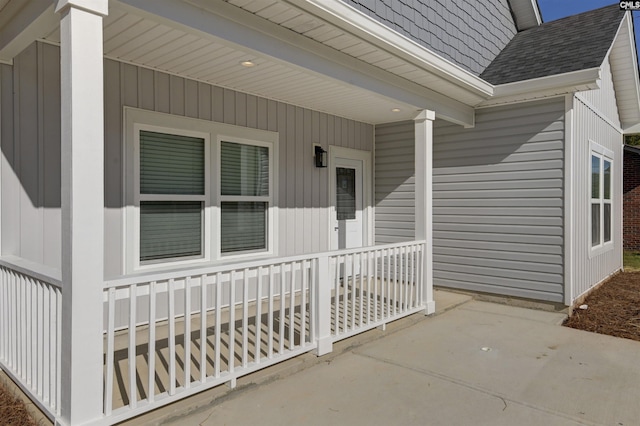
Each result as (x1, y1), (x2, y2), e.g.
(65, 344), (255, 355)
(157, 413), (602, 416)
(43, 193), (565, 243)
(609, 13), (640, 132)
(507, 0), (542, 30)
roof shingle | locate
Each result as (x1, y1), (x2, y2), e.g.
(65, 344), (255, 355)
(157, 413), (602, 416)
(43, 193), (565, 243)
(480, 5), (625, 85)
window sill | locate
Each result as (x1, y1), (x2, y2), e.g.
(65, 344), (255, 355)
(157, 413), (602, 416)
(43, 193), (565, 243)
(590, 241), (614, 259)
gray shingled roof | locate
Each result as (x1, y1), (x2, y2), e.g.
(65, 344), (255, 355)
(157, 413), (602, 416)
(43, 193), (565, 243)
(480, 5), (625, 85)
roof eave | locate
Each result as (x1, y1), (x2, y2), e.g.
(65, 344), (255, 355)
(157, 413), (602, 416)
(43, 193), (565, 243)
(281, 0), (494, 98)
(479, 67), (601, 107)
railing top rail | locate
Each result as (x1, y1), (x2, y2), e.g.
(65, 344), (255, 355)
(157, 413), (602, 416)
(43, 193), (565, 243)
(0, 255), (62, 288)
(103, 240), (426, 289)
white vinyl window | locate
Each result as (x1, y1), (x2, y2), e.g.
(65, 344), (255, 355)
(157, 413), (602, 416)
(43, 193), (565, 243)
(590, 142), (613, 253)
(126, 108), (277, 271)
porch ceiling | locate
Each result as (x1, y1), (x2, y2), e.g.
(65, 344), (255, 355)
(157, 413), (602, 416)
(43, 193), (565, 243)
(39, 0), (484, 125)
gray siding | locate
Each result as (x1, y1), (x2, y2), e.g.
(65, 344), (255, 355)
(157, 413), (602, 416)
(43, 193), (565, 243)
(571, 96), (623, 301)
(433, 98), (566, 302)
(2, 42), (373, 277)
(0, 43), (61, 270)
(374, 121), (415, 244)
(342, 0), (517, 75)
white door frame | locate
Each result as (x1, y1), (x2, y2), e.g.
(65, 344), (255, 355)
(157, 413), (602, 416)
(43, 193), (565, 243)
(328, 146), (373, 250)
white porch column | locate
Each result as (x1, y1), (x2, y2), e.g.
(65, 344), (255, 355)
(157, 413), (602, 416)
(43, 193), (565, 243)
(55, 1), (108, 425)
(414, 110), (436, 315)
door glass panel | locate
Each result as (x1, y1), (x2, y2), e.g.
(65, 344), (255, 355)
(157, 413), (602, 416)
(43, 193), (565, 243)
(336, 167), (356, 220)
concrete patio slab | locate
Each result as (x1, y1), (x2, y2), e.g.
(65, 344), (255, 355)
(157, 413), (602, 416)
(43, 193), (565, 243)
(161, 299), (640, 426)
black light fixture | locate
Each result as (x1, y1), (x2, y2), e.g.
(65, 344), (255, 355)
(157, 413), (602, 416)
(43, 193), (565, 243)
(315, 145), (327, 168)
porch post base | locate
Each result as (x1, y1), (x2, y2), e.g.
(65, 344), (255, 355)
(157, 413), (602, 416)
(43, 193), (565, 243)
(315, 338), (333, 356)
(424, 300), (436, 316)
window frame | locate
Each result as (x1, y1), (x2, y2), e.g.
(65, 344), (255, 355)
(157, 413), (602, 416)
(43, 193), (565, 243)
(589, 141), (614, 257)
(216, 136), (274, 259)
(125, 108), (278, 273)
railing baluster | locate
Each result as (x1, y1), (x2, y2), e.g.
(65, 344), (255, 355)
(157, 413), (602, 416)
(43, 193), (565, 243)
(301, 261), (307, 347)
(350, 253), (356, 330)
(148, 281), (157, 403)
(56, 287), (62, 415)
(409, 246), (415, 308)
(168, 279), (176, 396)
(37, 281), (44, 398)
(268, 265), (274, 359)
(184, 277), (191, 389)
(279, 264), (285, 355)
(128, 284), (137, 408)
(288, 262), (295, 350)
(309, 259), (316, 344)
(334, 256), (340, 334)
(400, 246), (405, 312)
(199, 275), (207, 383)
(373, 250), (378, 322)
(214, 272), (222, 378)
(105, 287), (116, 416)
(359, 253), (364, 327)
(229, 271), (236, 374)
(242, 269), (249, 368)
(255, 267), (263, 362)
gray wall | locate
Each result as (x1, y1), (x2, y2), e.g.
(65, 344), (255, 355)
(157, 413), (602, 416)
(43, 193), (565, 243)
(2, 42), (374, 277)
(0, 43), (61, 270)
(374, 121), (415, 244)
(342, 0), (517, 75)
(433, 98), (566, 302)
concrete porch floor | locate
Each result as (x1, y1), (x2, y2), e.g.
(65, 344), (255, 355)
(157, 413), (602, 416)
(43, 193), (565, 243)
(123, 289), (640, 426)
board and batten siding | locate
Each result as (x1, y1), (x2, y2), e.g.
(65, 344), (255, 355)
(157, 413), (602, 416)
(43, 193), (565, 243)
(342, 0), (517, 75)
(2, 41), (373, 277)
(433, 98), (566, 302)
(0, 43), (61, 270)
(576, 56), (620, 129)
(374, 121), (415, 244)
(570, 94), (623, 301)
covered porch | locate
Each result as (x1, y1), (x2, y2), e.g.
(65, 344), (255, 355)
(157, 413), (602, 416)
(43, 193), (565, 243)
(0, 0), (489, 424)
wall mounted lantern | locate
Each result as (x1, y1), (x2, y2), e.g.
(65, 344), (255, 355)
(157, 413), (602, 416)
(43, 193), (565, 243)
(315, 145), (327, 168)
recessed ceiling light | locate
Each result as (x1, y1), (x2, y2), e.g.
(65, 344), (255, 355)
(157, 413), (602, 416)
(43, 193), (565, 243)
(240, 60), (256, 67)
(391, 108), (401, 112)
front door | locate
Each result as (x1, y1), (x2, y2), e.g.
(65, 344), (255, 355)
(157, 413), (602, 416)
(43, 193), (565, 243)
(332, 157), (364, 250)
(330, 148), (369, 250)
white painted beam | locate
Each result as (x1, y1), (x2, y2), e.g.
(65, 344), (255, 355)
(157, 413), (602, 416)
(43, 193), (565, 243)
(414, 110), (435, 315)
(55, 0), (107, 424)
(116, 0), (476, 127)
(0, 0), (59, 63)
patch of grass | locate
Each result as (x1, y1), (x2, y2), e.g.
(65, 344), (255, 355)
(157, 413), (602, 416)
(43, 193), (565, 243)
(624, 251), (640, 271)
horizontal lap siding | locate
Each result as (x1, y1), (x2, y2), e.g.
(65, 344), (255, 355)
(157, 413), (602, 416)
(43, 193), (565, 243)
(433, 98), (566, 302)
(374, 121), (415, 244)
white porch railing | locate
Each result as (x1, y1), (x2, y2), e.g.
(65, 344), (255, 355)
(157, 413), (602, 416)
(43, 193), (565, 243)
(0, 258), (62, 420)
(0, 241), (428, 425)
(101, 240), (427, 423)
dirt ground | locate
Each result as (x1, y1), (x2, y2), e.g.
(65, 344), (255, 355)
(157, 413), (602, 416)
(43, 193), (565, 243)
(564, 271), (640, 342)
(0, 384), (36, 425)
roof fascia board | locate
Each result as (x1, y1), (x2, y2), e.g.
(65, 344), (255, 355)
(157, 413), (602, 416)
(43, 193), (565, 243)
(0, 0), (58, 63)
(281, 0), (493, 97)
(117, 0), (475, 126)
(489, 67), (601, 99)
(624, 144), (640, 154)
(613, 12), (640, 131)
